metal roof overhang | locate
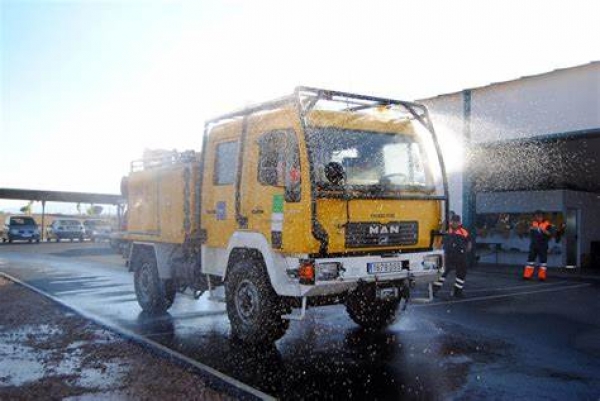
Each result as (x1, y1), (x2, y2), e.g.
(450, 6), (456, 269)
(0, 188), (123, 205)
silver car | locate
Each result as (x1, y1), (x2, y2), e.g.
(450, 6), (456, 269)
(83, 219), (112, 242)
(47, 219), (85, 242)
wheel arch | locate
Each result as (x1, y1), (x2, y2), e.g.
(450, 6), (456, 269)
(129, 242), (178, 279)
(223, 232), (295, 296)
(129, 242), (155, 273)
(226, 247), (267, 281)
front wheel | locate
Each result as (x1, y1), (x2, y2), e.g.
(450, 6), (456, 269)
(225, 259), (289, 344)
(345, 283), (403, 331)
(133, 250), (176, 314)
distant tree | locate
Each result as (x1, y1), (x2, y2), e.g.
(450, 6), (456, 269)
(86, 205), (103, 216)
(19, 201), (33, 215)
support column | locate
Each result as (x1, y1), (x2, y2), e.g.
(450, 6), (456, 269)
(462, 89), (476, 230)
(462, 89), (477, 267)
(41, 200), (46, 242)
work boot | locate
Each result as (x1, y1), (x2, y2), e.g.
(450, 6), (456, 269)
(432, 283), (442, 297)
(452, 287), (464, 299)
(523, 264), (535, 280)
(538, 267), (547, 281)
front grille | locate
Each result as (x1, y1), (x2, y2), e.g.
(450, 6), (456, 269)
(345, 221), (419, 248)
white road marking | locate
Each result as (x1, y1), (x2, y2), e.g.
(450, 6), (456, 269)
(451, 281), (567, 293)
(414, 283), (591, 307)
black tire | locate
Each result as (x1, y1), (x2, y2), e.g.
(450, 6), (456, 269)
(225, 259), (289, 344)
(28, 239), (33, 243)
(57, 238), (61, 242)
(36, 239), (40, 243)
(133, 250), (176, 314)
(8, 238), (12, 244)
(79, 236), (84, 242)
(345, 283), (402, 331)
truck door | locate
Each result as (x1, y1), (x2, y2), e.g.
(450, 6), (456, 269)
(243, 129), (300, 248)
(202, 137), (240, 249)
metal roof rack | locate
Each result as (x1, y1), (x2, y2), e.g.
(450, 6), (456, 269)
(130, 150), (197, 172)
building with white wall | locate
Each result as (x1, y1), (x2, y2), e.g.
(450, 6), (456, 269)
(420, 61), (600, 268)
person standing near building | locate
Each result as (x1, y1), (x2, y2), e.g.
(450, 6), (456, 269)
(523, 210), (553, 281)
(433, 214), (472, 298)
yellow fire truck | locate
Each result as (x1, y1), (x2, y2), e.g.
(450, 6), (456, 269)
(122, 87), (449, 343)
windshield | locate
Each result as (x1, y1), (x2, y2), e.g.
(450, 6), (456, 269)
(59, 220), (80, 226)
(10, 217), (36, 226)
(309, 128), (433, 192)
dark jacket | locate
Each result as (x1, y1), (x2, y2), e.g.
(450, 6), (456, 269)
(444, 226), (471, 255)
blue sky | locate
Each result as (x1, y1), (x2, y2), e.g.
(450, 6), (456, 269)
(1, 0), (598, 213)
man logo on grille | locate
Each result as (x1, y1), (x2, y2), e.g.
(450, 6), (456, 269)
(369, 225), (400, 235)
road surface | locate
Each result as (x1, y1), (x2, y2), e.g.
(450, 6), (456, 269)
(1, 242), (599, 400)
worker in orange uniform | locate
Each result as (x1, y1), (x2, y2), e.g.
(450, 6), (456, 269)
(433, 214), (472, 298)
(523, 210), (553, 281)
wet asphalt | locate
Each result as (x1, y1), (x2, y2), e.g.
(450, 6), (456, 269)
(0, 242), (599, 400)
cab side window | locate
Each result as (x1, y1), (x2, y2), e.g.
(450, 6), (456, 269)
(257, 131), (301, 201)
(258, 133), (286, 187)
(214, 141), (239, 185)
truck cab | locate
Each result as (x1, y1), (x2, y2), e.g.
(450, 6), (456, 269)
(125, 87), (448, 343)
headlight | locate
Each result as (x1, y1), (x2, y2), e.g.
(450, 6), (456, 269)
(316, 262), (343, 281)
(422, 255), (442, 270)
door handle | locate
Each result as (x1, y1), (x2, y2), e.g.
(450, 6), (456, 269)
(251, 208), (264, 215)
(206, 209), (216, 214)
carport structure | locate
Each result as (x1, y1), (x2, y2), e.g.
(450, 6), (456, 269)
(0, 188), (124, 241)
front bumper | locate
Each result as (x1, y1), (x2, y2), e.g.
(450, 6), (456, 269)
(53, 232), (83, 239)
(284, 250), (443, 297)
(8, 233), (40, 241)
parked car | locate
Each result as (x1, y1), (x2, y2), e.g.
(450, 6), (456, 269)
(1, 215), (41, 243)
(83, 219), (113, 242)
(47, 219), (85, 242)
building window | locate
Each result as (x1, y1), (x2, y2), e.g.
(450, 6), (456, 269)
(214, 141), (239, 185)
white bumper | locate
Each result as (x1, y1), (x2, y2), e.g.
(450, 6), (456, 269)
(276, 250), (443, 297)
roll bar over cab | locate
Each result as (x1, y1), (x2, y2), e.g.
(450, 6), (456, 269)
(128, 87), (449, 343)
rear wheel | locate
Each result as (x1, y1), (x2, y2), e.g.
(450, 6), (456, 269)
(345, 283), (403, 331)
(225, 259), (289, 344)
(133, 249), (176, 314)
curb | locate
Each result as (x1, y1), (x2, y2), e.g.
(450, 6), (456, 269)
(0, 271), (275, 401)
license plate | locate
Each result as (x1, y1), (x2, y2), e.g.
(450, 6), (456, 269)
(376, 287), (399, 300)
(367, 261), (407, 274)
